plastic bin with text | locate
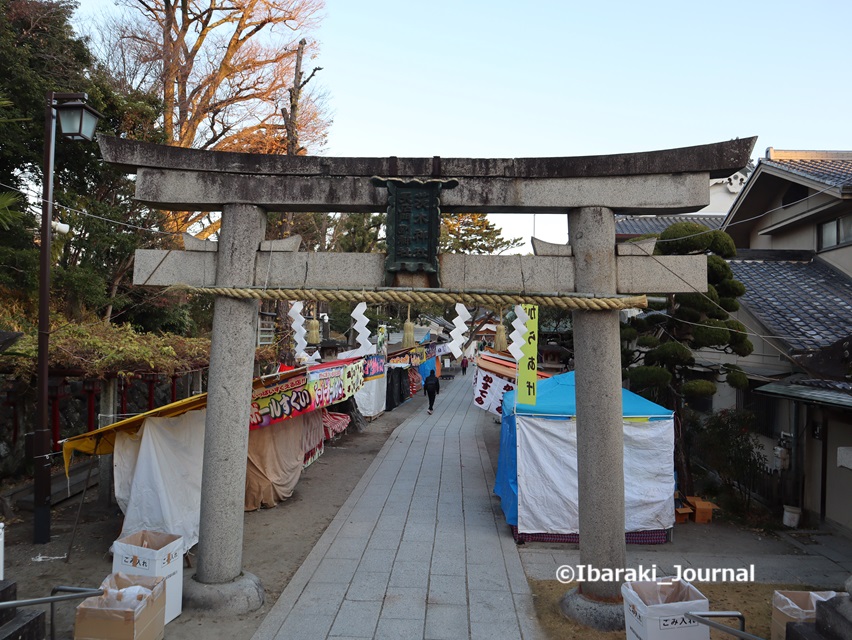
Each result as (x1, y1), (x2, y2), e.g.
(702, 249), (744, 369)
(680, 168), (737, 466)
(112, 531), (183, 624)
(622, 579), (710, 640)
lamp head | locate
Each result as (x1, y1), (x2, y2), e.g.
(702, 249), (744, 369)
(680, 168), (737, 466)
(56, 100), (102, 141)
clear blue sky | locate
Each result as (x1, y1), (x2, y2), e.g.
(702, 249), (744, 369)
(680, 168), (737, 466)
(75, 0), (852, 248)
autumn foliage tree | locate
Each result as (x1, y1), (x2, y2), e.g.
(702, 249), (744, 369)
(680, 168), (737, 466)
(103, 0), (330, 234)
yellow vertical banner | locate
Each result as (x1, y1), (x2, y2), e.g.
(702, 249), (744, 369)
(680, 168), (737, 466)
(517, 304), (538, 405)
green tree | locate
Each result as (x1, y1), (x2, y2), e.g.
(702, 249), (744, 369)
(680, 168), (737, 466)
(440, 213), (523, 255)
(0, 0), (93, 188)
(334, 213), (385, 254)
(621, 222), (753, 494)
(0, 96), (27, 230)
(0, 0), (201, 333)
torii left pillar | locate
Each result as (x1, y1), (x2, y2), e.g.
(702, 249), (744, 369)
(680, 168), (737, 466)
(183, 203), (266, 611)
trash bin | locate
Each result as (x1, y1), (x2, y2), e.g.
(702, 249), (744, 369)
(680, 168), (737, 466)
(771, 590), (839, 640)
(74, 573), (165, 640)
(782, 505), (801, 528)
(112, 531), (183, 624)
(622, 579), (710, 640)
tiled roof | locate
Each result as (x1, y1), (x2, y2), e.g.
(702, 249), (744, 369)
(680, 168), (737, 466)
(795, 378), (852, 393)
(615, 215), (725, 236)
(757, 379), (852, 409)
(762, 158), (852, 188)
(728, 260), (852, 352)
(420, 314), (454, 331)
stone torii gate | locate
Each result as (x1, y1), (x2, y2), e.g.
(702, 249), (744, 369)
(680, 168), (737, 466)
(100, 135), (754, 627)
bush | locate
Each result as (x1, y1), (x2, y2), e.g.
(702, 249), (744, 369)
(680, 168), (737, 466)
(716, 278), (746, 298)
(676, 286), (719, 313)
(620, 325), (638, 342)
(693, 409), (766, 513)
(723, 319), (747, 345)
(628, 365), (672, 390)
(658, 222), (712, 254)
(708, 230), (737, 258)
(706, 254), (733, 284)
(645, 341), (694, 368)
(682, 379), (717, 399)
(725, 368), (749, 390)
(719, 297), (740, 312)
(691, 319), (731, 348)
(636, 335), (659, 348)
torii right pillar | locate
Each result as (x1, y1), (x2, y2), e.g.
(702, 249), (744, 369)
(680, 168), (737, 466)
(560, 205), (629, 629)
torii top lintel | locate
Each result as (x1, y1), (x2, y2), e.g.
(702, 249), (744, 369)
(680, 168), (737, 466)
(98, 136), (756, 215)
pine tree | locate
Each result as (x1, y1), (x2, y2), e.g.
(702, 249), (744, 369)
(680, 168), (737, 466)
(440, 213), (523, 255)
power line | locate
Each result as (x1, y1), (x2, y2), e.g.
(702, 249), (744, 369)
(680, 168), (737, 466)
(0, 180), (180, 236)
(630, 241), (822, 375)
(650, 185), (834, 244)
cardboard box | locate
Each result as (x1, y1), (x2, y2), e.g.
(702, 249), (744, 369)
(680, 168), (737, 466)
(675, 507), (693, 524)
(75, 573), (165, 640)
(113, 530), (183, 624)
(685, 496), (719, 524)
(770, 590), (841, 640)
(622, 579), (710, 640)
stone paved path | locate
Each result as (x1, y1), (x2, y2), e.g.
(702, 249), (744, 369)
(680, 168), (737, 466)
(252, 375), (543, 640)
(252, 371), (852, 640)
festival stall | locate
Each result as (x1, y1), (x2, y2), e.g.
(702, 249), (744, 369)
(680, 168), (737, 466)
(385, 347), (417, 410)
(494, 371), (675, 544)
(63, 357), (366, 548)
(472, 352), (550, 416)
(354, 354), (387, 420)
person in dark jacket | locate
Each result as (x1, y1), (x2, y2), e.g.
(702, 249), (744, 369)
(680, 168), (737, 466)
(423, 370), (440, 414)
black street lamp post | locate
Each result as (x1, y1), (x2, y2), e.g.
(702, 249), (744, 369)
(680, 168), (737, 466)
(34, 92), (101, 544)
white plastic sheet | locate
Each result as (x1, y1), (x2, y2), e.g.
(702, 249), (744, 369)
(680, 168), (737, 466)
(516, 416), (675, 534)
(355, 376), (387, 418)
(114, 409), (206, 549)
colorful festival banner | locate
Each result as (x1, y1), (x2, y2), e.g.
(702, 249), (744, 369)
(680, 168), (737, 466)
(388, 348), (413, 366)
(410, 346), (425, 367)
(249, 359), (365, 430)
(363, 354), (385, 381)
(425, 342), (437, 361)
(517, 305), (539, 405)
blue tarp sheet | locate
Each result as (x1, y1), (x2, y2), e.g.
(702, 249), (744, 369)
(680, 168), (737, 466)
(417, 357), (436, 387)
(501, 371), (671, 418)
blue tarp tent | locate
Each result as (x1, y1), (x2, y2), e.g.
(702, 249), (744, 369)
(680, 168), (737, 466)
(494, 372), (675, 538)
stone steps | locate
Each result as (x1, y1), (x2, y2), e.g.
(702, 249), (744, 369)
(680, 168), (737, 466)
(0, 580), (46, 640)
(8, 463), (99, 512)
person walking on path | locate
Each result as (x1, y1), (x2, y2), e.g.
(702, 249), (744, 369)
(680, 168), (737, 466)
(461, 356), (469, 375)
(423, 369), (440, 414)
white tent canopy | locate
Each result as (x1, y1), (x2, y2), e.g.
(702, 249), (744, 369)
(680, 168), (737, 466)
(494, 372), (675, 535)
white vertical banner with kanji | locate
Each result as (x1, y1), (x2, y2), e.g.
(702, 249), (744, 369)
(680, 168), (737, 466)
(472, 368), (516, 417)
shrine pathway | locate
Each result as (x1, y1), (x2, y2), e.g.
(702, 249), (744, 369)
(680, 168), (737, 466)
(251, 373), (543, 640)
(250, 371), (852, 640)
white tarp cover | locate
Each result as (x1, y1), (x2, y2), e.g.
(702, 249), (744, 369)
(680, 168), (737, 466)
(355, 376), (387, 418)
(516, 415), (675, 534)
(114, 409), (206, 548)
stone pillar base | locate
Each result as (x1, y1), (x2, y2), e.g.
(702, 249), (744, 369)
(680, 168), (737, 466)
(182, 571), (264, 615)
(560, 586), (624, 632)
